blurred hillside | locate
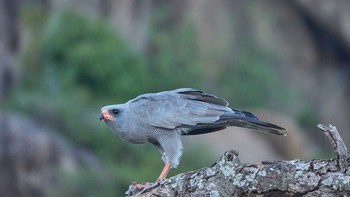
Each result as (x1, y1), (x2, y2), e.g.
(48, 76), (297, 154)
(1, 0), (350, 196)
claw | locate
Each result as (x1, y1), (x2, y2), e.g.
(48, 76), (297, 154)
(131, 182), (153, 190)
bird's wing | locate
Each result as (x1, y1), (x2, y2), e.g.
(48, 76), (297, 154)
(129, 88), (286, 136)
(129, 88), (232, 129)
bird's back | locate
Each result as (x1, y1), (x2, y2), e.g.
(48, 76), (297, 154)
(127, 88), (285, 137)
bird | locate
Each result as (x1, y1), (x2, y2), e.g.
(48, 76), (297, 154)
(99, 88), (286, 182)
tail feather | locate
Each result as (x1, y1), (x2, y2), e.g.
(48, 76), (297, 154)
(221, 108), (286, 135)
(223, 118), (286, 136)
(183, 109), (286, 136)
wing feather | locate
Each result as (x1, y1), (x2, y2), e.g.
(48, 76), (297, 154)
(129, 88), (232, 129)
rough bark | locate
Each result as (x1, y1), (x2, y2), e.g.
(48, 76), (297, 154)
(127, 124), (350, 196)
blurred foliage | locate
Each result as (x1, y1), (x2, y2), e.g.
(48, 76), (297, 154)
(45, 167), (116, 197)
(296, 104), (319, 131)
(8, 9), (210, 196)
(19, 5), (48, 88)
(5, 3), (301, 196)
(147, 8), (202, 90)
(41, 10), (152, 100)
(217, 44), (291, 110)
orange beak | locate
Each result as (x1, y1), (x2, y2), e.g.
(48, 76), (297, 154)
(100, 109), (115, 121)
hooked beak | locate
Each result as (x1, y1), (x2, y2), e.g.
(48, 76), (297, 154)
(99, 113), (104, 121)
(100, 109), (115, 121)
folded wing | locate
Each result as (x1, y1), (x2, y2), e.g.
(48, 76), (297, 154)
(129, 88), (285, 135)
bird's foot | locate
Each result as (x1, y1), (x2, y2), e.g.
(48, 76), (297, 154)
(131, 181), (153, 190)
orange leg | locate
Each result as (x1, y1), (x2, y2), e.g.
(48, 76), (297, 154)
(156, 163), (172, 182)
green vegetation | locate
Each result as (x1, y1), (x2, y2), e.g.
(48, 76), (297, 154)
(219, 53), (282, 108)
(9, 10), (210, 196)
(41, 10), (152, 100)
(147, 8), (202, 89)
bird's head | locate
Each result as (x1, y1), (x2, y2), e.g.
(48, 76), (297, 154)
(100, 104), (126, 134)
(100, 105), (120, 122)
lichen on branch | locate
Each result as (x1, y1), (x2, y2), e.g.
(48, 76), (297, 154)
(127, 124), (350, 196)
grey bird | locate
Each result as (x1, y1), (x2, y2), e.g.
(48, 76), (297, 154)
(99, 88), (286, 181)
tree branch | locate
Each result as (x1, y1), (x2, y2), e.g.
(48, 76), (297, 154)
(127, 124), (350, 196)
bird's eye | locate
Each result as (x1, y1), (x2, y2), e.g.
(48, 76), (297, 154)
(111, 109), (119, 115)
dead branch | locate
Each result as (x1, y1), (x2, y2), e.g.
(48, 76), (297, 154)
(317, 124), (350, 173)
(127, 124), (350, 196)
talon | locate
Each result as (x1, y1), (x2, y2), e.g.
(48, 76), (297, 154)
(131, 182), (153, 189)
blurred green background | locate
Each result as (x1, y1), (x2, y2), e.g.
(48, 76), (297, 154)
(1, 0), (350, 196)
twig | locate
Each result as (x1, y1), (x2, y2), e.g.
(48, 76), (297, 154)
(317, 124), (350, 173)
